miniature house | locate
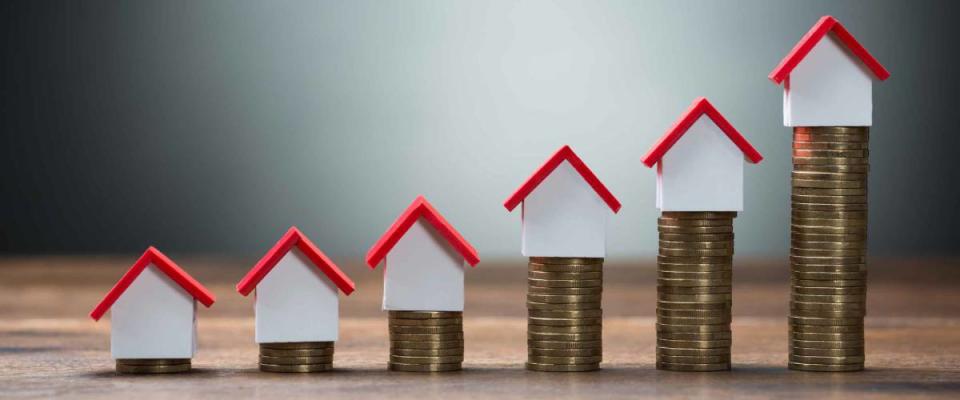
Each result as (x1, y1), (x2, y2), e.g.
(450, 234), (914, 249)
(89, 247), (215, 359)
(642, 97), (763, 212)
(366, 196), (479, 311)
(770, 15), (890, 127)
(236, 227), (355, 344)
(503, 145), (621, 258)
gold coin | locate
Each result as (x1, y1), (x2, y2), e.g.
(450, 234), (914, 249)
(657, 301), (729, 310)
(793, 164), (870, 173)
(529, 257), (604, 265)
(525, 362), (600, 372)
(792, 179), (865, 190)
(528, 286), (602, 295)
(528, 355), (602, 364)
(792, 279), (866, 288)
(529, 317), (603, 327)
(788, 361), (862, 372)
(792, 271), (866, 281)
(260, 341), (334, 350)
(391, 347), (464, 357)
(788, 316), (863, 326)
(529, 324), (602, 334)
(793, 134), (870, 144)
(656, 323), (729, 333)
(658, 285), (731, 295)
(388, 362), (461, 372)
(528, 270), (602, 280)
(791, 194), (868, 204)
(390, 340), (463, 350)
(793, 202), (868, 212)
(656, 362), (730, 372)
(792, 210), (867, 220)
(388, 311), (461, 319)
(791, 293), (866, 302)
(658, 218), (733, 227)
(658, 255), (733, 264)
(793, 157), (868, 166)
(659, 248), (734, 257)
(658, 278), (730, 287)
(658, 226), (734, 234)
(792, 170), (868, 180)
(259, 355), (333, 365)
(389, 317), (463, 326)
(390, 355), (464, 364)
(792, 186), (868, 196)
(529, 263), (603, 273)
(791, 240), (866, 250)
(657, 309), (731, 319)
(791, 248), (867, 257)
(528, 332), (602, 341)
(657, 354), (731, 364)
(259, 348), (335, 357)
(791, 218), (868, 228)
(658, 331), (731, 341)
(529, 347), (602, 357)
(658, 316), (731, 325)
(791, 226), (867, 236)
(792, 232), (868, 243)
(791, 309), (865, 319)
(789, 339), (865, 349)
(793, 142), (869, 151)
(116, 358), (190, 366)
(794, 126), (869, 135)
(657, 263), (733, 273)
(791, 346), (864, 357)
(528, 309), (603, 319)
(259, 363), (333, 373)
(660, 211), (737, 219)
(792, 286), (866, 295)
(790, 255), (866, 265)
(791, 324), (863, 333)
(790, 264), (866, 273)
(659, 233), (735, 242)
(527, 301), (601, 311)
(793, 149), (868, 158)
(528, 278), (602, 288)
(791, 332), (863, 342)
(115, 363), (191, 374)
(659, 240), (732, 249)
(390, 325), (463, 334)
(657, 346), (730, 356)
(527, 340), (602, 349)
(390, 332), (463, 341)
(658, 293), (732, 302)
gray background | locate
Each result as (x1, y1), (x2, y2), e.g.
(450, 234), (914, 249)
(2, 0), (957, 259)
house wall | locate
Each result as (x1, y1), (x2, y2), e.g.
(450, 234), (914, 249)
(658, 115), (744, 211)
(255, 248), (340, 343)
(784, 33), (874, 126)
(521, 160), (609, 257)
(384, 218), (465, 311)
(110, 264), (196, 359)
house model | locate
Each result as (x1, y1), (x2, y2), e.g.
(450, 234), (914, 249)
(89, 247), (215, 359)
(641, 97), (763, 212)
(503, 145), (621, 258)
(770, 15), (890, 126)
(236, 227), (356, 343)
(366, 196), (479, 311)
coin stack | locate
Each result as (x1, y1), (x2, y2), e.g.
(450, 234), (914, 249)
(388, 311), (464, 372)
(790, 126), (868, 372)
(115, 358), (190, 374)
(656, 212), (735, 372)
(259, 342), (335, 373)
(526, 257), (603, 372)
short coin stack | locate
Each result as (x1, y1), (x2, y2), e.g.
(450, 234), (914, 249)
(116, 358), (190, 374)
(259, 342), (334, 373)
(657, 212), (735, 372)
(388, 311), (464, 372)
(527, 257), (603, 372)
(789, 126), (868, 372)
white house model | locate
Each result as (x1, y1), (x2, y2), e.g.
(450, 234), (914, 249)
(236, 227), (356, 344)
(90, 247), (216, 359)
(365, 196), (479, 311)
(641, 97), (764, 212)
(770, 15), (890, 127)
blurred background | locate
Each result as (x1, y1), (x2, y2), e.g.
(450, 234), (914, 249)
(2, 0), (958, 261)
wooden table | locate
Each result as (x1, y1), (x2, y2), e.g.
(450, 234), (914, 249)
(2, 256), (959, 399)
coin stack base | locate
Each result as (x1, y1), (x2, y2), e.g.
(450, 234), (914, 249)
(389, 311), (464, 372)
(527, 257), (603, 372)
(657, 212), (735, 372)
(259, 341), (335, 373)
(790, 126), (868, 372)
(115, 358), (191, 374)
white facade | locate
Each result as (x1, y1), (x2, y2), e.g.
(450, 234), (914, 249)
(784, 33), (874, 127)
(383, 218), (465, 311)
(110, 264), (197, 359)
(657, 115), (744, 212)
(254, 248), (340, 343)
(521, 161), (610, 257)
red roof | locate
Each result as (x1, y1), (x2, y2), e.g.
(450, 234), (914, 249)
(503, 145), (621, 213)
(769, 15), (890, 84)
(642, 97), (763, 167)
(236, 227), (356, 296)
(366, 196), (480, 268)
(89, 247), (215, 321)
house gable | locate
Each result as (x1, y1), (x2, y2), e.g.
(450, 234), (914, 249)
(658, 115), (744, 211)
(111, 263), (196, 359)
(254, 247), (341, 342)
(383, 217), (465, 311)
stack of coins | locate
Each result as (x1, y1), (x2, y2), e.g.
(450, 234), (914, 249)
(656, 212), (735, 372)
(116, 358), (190, 374)
(259, 342), (334, 373)
(388, 311), (464, 372)
(526, 257), (603, 372)
(790, 126), (868, 372)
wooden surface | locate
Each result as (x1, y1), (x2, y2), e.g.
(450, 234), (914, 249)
(1, 256), (959, 399)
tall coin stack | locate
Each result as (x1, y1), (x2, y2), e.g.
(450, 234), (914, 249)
(656, 212), (735, 372)
(388, 311), (464, 372)
(526, 257), (603, 372)
(116, 358), (190, 374)
(789, 126), (868, 372)
(259, 342), (335, 372)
